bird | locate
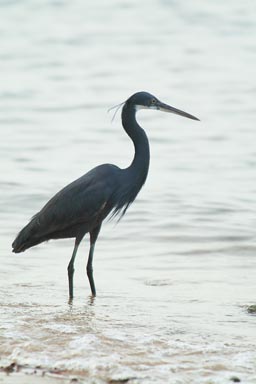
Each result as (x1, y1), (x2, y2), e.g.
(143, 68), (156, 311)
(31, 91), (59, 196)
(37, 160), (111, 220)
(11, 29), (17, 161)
(12, 91), (199, 299)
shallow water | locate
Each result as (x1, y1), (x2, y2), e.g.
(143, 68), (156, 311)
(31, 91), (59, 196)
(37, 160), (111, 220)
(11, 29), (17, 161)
(1, 1), (256, 383)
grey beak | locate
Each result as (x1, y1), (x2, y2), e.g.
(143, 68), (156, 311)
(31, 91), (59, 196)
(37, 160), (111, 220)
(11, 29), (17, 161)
(157, 101), (200, 121)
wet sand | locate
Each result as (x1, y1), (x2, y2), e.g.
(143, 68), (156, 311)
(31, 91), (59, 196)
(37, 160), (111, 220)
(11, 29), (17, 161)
(0, 364), (136, 384)
(0, 372), (71, 384)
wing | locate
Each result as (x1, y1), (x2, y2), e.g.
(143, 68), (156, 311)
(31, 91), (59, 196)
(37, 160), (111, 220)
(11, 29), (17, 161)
(31, 164), (120, 237)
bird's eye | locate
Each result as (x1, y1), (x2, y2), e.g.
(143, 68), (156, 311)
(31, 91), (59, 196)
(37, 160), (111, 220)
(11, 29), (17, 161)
(151, 99), (156, 104)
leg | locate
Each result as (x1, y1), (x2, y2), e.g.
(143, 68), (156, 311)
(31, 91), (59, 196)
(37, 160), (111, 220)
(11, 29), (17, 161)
(67, 237), (81, 300)
(87, 225), (101, 297)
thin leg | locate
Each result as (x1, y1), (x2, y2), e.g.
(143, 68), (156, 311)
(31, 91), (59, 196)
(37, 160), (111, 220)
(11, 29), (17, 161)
(87, 225), (101, 297)
(67, 237), (81, 300)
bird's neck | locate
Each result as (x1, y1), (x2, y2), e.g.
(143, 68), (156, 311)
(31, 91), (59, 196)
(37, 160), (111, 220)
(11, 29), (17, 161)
(122, 104), (150, 188)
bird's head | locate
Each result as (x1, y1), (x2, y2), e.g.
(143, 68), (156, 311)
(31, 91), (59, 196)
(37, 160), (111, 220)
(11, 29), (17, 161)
(126, 91), (200, 121)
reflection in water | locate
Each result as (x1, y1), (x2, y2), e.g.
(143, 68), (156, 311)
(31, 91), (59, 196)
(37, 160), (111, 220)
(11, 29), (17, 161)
(0, 0), (256, 383)
(68, 294), (96, 308)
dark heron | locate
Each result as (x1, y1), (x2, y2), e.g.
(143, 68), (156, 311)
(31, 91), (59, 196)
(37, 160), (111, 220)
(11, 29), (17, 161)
(12, 91), (199, 299)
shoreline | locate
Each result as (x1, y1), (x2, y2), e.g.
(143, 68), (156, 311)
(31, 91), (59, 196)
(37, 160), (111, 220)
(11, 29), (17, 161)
(0, 363), (133, 384)
(0, 364), (80, 384)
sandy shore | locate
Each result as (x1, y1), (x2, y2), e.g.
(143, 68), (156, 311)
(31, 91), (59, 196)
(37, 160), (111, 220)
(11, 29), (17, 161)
(0, 375), (71, 384)
(0, 372), (126, 384)
(0, 373), (72, 384)
(0, 366), (126, 384)
(0, 365), (79, 384)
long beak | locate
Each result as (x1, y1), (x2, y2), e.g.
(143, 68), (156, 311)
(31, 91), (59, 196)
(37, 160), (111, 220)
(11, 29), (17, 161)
(157, 101), (200, 121)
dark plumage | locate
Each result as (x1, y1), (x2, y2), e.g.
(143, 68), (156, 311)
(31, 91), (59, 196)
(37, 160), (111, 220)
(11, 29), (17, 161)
(12, 91), (199, 299)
